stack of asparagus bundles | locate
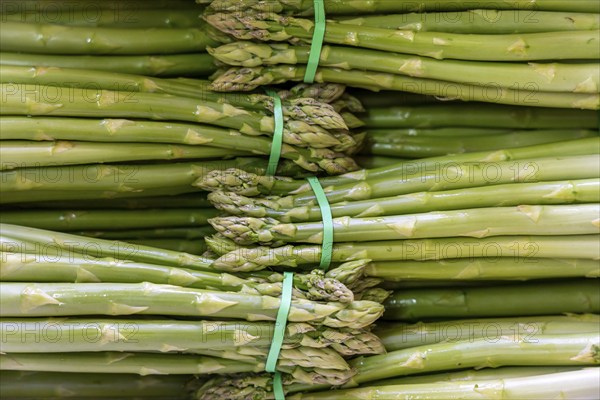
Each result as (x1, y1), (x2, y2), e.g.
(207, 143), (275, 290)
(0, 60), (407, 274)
(0, 0), (219, 77)
(203, 0), (600, 109)
(0, 223), (388, 397)
(190, 135), (600, 397)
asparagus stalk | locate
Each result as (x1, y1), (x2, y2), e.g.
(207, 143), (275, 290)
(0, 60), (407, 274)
(363, 127), (588, 138)
(210, 42), (600, 93)
(5, 0), (201, 10)
(200, 154), (600, 204)
(337, 10), (600, 33)
(362, 103), (599, 129)
(0, 352), (259, 375)
(365, 257), (600, 282)
(0, 208), (218, 231)
(129, 239), (207, 255)
(0, 52), (218, 77)
(206, 0), (600, 14)
(0, 352), (355, 386)
(355, 155), (402, 169)
(0, 282), (385, 329)
(6, 194), (212, 210)
(0, 21), (219, 54)
(207, 179), (600, 222)
(2, 7), (205, 28)
(74, 227), (215, 240)
(374, 314), (600, 351)
(348, 333), (600, 383)
(285, 369), (600, 400)
(211, 66), (600, 109)
(205, 12), (600, 61)
(364, 366), (586, 387)
(0, 187), (207, 205)
(0, 371), (197, 399)
(210, 235), (600, 272)
(363, 131), (598, 157)
(0, 317), (383, 357)
(210, 204), (600, 245)
(0, 252), (356, 303)
(0, 140), (249, 169)
(0, 223), (215, 270)
(383, 279), (600, 320)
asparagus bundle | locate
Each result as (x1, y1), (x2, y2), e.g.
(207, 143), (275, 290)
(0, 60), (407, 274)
(197, 151), (600, 246)
(203, 1), (600, 108)
(0, 65), (367, 179)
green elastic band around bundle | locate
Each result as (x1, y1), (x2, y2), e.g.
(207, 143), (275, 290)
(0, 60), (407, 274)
(265, 271), (294, 400)
(265, 88), (284, 176)
(303, 0), (326, 83)
(306, 176), (333, 271)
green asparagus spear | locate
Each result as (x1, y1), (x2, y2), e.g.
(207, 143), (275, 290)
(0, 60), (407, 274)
(0, 371), (197, 399)
(73, 227), (214, 240)
(375, 314), (600, 351)
(362, 103), (599, 129)
(0, 52), (218, 77)
(362, 130), (598, 157)
(337, 10), (600, 33)
(383, 279), (600, 320)
(0, 21), (219, 54)
(285, 369), (600, 400)
(0, 208), (218, 231)
(365, 257), (600, 282)
(2, 8), (205, 29)
(128, 239), (207, 255)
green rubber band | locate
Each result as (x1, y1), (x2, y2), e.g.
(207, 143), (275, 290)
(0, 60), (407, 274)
(306, 176), (333, 271)
(265, 88), (284, 176)
(265, 271), (294, 400)
(303, 0), (326, 83)
(272, 372), (285, 400)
